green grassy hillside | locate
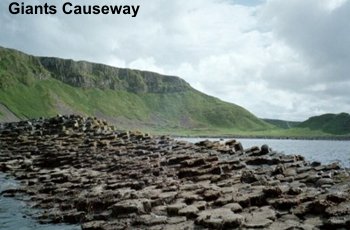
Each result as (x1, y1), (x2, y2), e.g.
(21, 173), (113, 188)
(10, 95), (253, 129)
(297, 113), (350, 135)
(0, 46), (273, 133)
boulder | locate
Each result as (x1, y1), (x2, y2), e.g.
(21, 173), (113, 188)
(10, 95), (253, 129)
(260, 144), (270, 155)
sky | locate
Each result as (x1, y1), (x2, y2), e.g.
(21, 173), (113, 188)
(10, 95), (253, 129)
(0, 0), (349, 121)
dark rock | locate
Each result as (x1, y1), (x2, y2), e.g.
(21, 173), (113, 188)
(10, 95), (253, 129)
(245, 156), (280, 165)
(225, 140), (244, 153)
(311, 161), (321, 167)
(272, 164), (285, 176)
(178, 168), (199, 178)
(196, 140), (214, 148)
(62, 210), (86, 224)
(263, 186), (283, 198)
(327, 192), (348, 203)
(240, 170), (258, 183)
(167, 155), (191, 165)
(260, 144), (270, 155)
(167, 203), (187, 216)
(308, 199), (333, 215)
(207, 166), (222, 175)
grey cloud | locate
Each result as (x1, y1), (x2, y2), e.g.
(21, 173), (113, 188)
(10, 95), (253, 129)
(256, 0), (350, 118)
(262, 0), (350, 79)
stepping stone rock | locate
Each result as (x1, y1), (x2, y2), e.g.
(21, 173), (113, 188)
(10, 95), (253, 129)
(223, 203), (243, 212)
(167, 203), (187, 216)
(82, 221), (106, 230)
(243, 206), (276, 228)
(134, 214), (168, 226)
(111, 199), (151, 216)
(178, 205), (199, 218)
(195, 208), (244, 229)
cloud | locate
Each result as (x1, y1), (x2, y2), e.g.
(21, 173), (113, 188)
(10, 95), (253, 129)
(258, 0), (350, 118)
(262, 0), (350, 74)
(0, 0), (349, 121)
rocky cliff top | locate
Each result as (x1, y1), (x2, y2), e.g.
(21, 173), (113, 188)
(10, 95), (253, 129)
(39, 57), (191, 93)
(1, 115), (350, 229)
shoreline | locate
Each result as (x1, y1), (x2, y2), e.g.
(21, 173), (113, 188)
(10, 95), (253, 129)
(172, 134), (350, 141)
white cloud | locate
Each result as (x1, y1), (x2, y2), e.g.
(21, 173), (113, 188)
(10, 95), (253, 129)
(323, 0), (348, 11)
(0, 0), (349, 121)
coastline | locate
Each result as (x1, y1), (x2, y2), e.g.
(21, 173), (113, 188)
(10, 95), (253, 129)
(172, 134), (350, 141)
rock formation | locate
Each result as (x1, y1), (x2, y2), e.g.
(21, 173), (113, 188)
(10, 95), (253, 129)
(1, 115), (350, 229)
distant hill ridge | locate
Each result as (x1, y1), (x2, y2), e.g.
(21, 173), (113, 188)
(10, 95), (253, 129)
(0, 46), (272, 133)
(297, 113), (350, 135)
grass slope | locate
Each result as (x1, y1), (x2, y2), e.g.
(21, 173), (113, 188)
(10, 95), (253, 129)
(0, 46), (273, 134)
(297, 113), (350, 135)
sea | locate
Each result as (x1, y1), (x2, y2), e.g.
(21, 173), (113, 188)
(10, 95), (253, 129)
(1, 138), (349, 229)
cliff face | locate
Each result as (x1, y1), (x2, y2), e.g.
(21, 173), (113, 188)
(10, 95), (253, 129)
(39, 57), (191, 93)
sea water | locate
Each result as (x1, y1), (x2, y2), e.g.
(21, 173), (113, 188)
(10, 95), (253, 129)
(0, 174), (80, 230)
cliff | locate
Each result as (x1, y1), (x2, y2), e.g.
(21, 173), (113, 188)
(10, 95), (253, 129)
(39, 57), (191, 93)
(0, 46), (272, 133)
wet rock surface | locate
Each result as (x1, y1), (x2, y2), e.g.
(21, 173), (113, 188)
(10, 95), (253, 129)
(1, 115), (350, 229)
